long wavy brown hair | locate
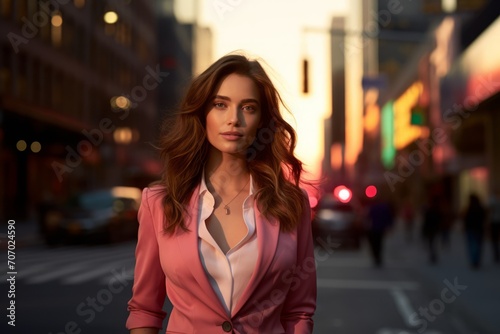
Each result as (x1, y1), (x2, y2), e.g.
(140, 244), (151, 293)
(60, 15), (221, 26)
(153, 53), (309, 234)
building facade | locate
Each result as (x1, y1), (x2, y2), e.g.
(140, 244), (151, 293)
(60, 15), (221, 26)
(373, 0), (499, 211)
(0, 0), (159, 220)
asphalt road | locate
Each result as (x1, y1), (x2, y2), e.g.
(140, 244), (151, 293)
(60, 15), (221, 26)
(1, 220), (499, 334)
(314, 247), (474, 334)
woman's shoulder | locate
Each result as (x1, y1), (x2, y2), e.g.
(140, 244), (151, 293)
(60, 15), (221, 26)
(141, 185), (166, 206)
(138, 186), (168, 227)
(299, 187), (313, 207)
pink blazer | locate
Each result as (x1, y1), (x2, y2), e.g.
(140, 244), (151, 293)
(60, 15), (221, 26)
(126, 186), (317, 334)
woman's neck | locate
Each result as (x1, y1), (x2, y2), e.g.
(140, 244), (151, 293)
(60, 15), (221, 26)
(205, 151), (249, 194)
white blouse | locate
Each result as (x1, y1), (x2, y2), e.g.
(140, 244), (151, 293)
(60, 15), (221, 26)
(197, 174), (258, 315)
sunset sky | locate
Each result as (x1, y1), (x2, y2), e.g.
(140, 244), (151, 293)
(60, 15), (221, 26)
(174, 0), (362, 181)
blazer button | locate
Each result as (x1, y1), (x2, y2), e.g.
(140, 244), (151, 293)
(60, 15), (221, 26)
(221, 320), (232, 332)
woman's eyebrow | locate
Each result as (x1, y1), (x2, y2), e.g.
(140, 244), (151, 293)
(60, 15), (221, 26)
(213, 95), (260, 105)
(214, 95), (231, 101)
(241, 98), (260, 106)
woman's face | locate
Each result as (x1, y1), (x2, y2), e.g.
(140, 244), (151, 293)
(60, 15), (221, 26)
(206, 73), (262, 156)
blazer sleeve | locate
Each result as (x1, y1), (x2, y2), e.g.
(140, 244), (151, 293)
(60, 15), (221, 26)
(281, 194), (317, 334)
(126, 187), (167, 330)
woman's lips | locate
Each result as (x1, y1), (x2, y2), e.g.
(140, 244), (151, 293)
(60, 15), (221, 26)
(220, 132), (243, 141)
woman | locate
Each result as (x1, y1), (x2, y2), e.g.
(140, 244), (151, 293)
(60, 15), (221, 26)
(126, 54), (317, 333)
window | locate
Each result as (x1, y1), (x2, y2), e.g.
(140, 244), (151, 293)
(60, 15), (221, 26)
(39, 2), (51, 42)
(27, 0), (37, 17)
(62, 74), (78, 117)
(61, 15), (75, 54)
(74, 0), (85, 9)
(40, 64), (51, 107)
(0, 0), (13, 18)
(0, 46), (12, 95)
(16, 53), (28, 99)
(74, 25), (85, 62)
(15, 0), (27, 23)
(74, 80), (84, 119)
(32, 59), (42, 104)
(51, 69), (63, 110)
(51, 11), (63, 47)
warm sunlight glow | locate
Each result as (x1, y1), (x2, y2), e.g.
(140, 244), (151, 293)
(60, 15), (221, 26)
(430, 17), (455, 77)
(364, 89), (380, 135)
(330, 143), (343, 170)
(198, 0), (349, 181)
(344, 0), (364, 177)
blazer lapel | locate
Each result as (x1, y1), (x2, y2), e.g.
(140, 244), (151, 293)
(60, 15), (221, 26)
(232, 203), (280, 315)
(175, 188), (228, 317)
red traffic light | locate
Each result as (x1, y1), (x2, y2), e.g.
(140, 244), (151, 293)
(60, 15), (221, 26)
(365, 185), (377, 198)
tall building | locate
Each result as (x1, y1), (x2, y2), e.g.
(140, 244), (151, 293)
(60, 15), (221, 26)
(155, 0), (212, 123)
(370, 0), (498, 210)
(438, 1), (500, 208)
(0, 0), (159, 220)
(327, 16), (347, 191)
(357, 0), (435, 196)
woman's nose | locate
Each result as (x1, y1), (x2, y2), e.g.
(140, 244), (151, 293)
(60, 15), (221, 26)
(226, 107), (240, 125)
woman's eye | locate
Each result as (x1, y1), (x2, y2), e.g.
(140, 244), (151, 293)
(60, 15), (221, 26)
(214, 102), (226, 108)
(242, 105), (256, 112)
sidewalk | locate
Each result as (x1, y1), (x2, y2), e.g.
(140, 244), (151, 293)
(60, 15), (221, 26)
(385, 219), (500, 334)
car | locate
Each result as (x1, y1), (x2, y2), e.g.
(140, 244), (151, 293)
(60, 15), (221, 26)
(311, 193), (363, 250)
(40, 186), (142, 245)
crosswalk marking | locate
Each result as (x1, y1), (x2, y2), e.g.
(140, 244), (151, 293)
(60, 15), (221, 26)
(317, 278), (420, 290)
(15, 249), (106, 279)
(25, 251), (133, 284)
(1, 242), (136, 285)
(390, 288), (417, 328)
(63, 258), (134, 285)
(316, 255), (412, 269)
(13, 247), (124, 278)
(376, 329), (442, 334)
(17, 246), (105, 264)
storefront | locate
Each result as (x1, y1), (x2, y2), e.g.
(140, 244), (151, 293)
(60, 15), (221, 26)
(440, 16), (500, 209)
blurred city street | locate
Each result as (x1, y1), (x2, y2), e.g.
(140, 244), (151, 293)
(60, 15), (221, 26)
(1, 0), (500, 333)
(315, 217), (500, 334)
(1, 216), (499, 333)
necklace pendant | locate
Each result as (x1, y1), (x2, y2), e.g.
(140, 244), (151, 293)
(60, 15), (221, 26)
(224, 205), (230, 215)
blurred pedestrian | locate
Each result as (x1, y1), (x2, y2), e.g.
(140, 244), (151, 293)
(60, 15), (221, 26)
(421, 195), (442, 264)
(126, 53), (316, 333)
(488, 189), (500, 263)
(439, 196), (454, 249)
(401, 198), (416, 242)
(462, 193), (487, 269)
(365, 191), (395, 267)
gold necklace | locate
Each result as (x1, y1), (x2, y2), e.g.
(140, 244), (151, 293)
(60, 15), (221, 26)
(219, 178), (250, 215)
